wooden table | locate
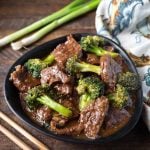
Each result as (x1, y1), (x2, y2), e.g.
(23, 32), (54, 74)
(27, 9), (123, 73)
(0, 0), (149, 149)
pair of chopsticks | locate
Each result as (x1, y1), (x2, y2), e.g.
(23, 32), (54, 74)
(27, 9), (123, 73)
(0, 111), (49, 150)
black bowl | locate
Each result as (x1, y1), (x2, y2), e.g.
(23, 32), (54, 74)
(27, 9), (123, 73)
(4, 33), (143, 144)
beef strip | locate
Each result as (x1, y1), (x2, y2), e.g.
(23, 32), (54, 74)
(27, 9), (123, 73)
(54, 84), (73, 96)
(50, 120), (80, 135)
(36, 106), (52, 125)
(50, 98), (80, 135)
(99, 106), (131, 137)
(40, 65), (71, 85)
(52, 35), (82, 68)
(86, 54), (100, 65)
(114, 55), (123, 66)
(10, 65), (40, 92)
(104, 107), (131, 129)
(103, 46), (115, 52)
(51, 113), (69, 128)
(100, 55), (122, 89)
(114, 55), (129, 72)
(79, 96), (109, 139)
(50, 96), (109, 139)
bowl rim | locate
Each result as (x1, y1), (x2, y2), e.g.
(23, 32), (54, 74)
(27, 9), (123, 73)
(4, 33), (143, 144)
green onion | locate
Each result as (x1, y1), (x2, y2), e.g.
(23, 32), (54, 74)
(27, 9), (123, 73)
(0, 0), (90, 47)
(11, 0), (100, 50)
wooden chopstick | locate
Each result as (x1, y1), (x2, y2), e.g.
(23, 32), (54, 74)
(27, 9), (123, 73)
(0, 111), (49, 150)
(0, 125), (32, 150)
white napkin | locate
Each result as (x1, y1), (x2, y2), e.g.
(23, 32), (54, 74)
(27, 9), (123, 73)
(95, 0), (150, 130)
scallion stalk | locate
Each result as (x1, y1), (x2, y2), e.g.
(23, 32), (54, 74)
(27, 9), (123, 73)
(0, 0), (88, 47)
(11, 0), (100, 50)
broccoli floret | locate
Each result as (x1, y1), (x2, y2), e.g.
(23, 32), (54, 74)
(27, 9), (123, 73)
(80, 35), (118, 58)
(25, 85), (72, 117)
(76, 76), (105, 110)
(117, 72), (140, 91)
(24, 54), (55, 78)
(66, 56), (101, 75)
(108, 84), (129, 108)
(25, 85), (50, 109)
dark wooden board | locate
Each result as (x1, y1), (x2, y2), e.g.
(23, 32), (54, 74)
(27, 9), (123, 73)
(0, 0), (149, 149)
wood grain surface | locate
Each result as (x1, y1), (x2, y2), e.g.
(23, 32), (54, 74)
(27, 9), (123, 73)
(0, 0), (149, 150)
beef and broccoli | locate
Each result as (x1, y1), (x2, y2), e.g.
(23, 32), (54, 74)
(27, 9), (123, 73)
(10, 35), (140, 139)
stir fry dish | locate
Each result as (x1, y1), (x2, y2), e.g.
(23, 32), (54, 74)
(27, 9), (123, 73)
(10, 35), (140, 139)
